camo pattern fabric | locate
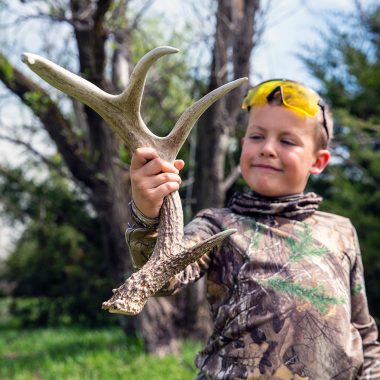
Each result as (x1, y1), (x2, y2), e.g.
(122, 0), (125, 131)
(126, 191), (380, 379)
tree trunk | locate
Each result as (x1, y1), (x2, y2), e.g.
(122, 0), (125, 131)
(193, 0), (260, 213)
(193, 0), (259, 213)
(188, 0), (260, 338)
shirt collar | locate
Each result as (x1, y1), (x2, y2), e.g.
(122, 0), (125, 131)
(227, 191), (322, 220)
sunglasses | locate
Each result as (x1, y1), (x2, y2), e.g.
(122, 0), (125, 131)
(242, 79), (329, 140)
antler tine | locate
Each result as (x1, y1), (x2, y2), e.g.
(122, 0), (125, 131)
(22, 47), (180, 152)
(162, 78), (248, 161)
(21, 52), (141, 148)
(117, 46), (179, 110)
(21, 53), (112, 116)
(111, 46), (179, 152)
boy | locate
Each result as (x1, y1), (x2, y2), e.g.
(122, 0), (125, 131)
(127, 79), (380, 379)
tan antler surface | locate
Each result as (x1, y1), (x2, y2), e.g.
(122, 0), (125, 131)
(22, 46), (247, 315)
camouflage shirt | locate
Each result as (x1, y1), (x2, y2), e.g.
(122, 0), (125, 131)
(126, 191), (380, 379)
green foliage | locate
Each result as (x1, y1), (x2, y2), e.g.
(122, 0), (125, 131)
(0, 54), (15, 82)
(24, 91), (51, 114)
(303, 3), (380, 318)
(0, 326), (200, 379)
(0, 165), (115, 327)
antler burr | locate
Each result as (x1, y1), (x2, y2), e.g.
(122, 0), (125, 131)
(22, 46), (247, 315)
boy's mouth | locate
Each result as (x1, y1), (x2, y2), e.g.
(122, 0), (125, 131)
(252, 164), (283, 172)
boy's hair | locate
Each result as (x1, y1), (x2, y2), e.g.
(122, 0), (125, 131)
(266, 90), (333, 150)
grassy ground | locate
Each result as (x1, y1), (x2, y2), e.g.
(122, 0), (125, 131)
(0, 325), (201, 380)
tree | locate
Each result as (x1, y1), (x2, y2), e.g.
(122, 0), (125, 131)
(303, 1), (380, 320)
(192, 0), (261, 214)
(182, 0), (262, 338)
(0, 164), (115, 327)
(0, 0), (262, 353)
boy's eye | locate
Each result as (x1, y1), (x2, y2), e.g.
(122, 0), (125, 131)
(249, 135), (263, 140)
(281, 139), (296, 146)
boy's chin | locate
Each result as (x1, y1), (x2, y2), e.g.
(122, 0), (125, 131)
(251, 189), (283, 198)
(248, 184), (301, 198)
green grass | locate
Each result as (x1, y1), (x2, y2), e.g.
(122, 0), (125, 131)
(0, 325), (201, 380)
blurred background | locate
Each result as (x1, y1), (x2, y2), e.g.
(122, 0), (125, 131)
(0, 0), (379, 378)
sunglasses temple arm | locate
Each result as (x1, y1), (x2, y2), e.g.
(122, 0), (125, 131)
(318, 100), (329, 140)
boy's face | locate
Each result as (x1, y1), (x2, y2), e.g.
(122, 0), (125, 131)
(240, 104), (330, 197)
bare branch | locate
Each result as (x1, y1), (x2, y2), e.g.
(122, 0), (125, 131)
(0, 12), (70, 29)
(0, 131), (92, 197)
(222, 165), (241, 192)
(0, 53), (100, 189)
(0, 132), (63, 173)
(127, 0), (154, 33)
(353, 0), (370, 28)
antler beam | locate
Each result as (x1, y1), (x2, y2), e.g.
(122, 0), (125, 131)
(22, 46), (247, 315)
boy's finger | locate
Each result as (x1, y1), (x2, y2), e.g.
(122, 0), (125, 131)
(150, 182), (180, 200)
(143, 173), (181, 189)
(160, 159), (180, 173)
(130, 147), (159, 170)
(139, 157), (179, 177)
(174, 159), (185, 171)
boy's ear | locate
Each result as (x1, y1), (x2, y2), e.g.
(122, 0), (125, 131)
(310, 150), (331, 175)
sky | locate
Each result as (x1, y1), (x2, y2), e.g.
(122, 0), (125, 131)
(0, 0), (370, 256)
(148, 0), (362, 88)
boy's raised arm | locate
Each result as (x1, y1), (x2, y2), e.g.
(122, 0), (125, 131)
(126, 148), (216, 295)
(125, 147), (184, 272)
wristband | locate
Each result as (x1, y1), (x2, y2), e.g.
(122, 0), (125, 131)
(129, 200), (159, 229)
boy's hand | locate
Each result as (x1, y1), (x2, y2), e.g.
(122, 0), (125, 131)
(130, 147), (185, 218)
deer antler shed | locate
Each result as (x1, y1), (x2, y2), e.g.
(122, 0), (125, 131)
(22, 46), (248, 315)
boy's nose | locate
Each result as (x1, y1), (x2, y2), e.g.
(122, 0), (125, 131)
(260, 140), (276, 157)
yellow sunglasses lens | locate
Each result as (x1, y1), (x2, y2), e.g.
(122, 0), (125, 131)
(241, 80), (282, 109)
(281, 83), (320, 117)
(242, 80), (320, 117)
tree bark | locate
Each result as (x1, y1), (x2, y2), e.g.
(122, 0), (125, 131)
(193, 0), (259, 213)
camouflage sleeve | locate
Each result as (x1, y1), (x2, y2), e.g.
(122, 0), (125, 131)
(350, 225), (380, 378)
(125, 200), (160, 271)
(126, 201), (220, 295)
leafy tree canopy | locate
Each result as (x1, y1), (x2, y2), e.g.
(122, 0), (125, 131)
(303, 2), (380, 320)
(0, 162), (116, 326)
